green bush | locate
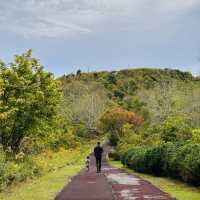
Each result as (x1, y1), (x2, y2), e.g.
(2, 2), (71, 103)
(143, 145), (171, 176)
(120, 142), (200, 185)
(0, 145), (40, 190)
(0, 147), (6, 190)
(108, 149), (121, 161)
(173, 144), (200, 184)
(129, 147), (147, 172)
(121, 148), (138, 166)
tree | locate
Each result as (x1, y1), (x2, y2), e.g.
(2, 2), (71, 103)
(121, 79), (138, 95)
(122, 97), (150, 121)
(107, 73), (117, 85)
(113, 89), (125, 101)
(99, 107), (144, 145)
(62, 81), (109, 129)
(76, 69), (81, 76)
(160, 116), (192, 143)
(0, 50), (61, 156)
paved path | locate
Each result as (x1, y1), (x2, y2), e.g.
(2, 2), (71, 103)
(55, 145), (174, 200)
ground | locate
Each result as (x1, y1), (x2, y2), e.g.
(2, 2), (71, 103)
(55, 145), (174, 200)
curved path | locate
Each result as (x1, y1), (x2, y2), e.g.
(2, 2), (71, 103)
(55, 145), (175, 200)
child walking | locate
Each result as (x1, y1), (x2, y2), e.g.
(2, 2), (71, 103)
(85, 156), (90, 171)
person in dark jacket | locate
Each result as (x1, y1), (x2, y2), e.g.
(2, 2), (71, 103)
(94, 142), (103, 173)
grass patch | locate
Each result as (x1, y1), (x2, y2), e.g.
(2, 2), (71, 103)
(0, 141), (95, 200)
(109, 160), (200, 200)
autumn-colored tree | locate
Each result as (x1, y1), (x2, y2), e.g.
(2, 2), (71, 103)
(99, 107), (144, 145)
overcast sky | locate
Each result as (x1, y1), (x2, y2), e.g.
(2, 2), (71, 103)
(0, 0), (200, 76)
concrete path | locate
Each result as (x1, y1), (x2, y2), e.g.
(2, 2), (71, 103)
(55, 145), (174, 200)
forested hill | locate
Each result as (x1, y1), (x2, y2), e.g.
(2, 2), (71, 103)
(60, 68), (198, 84)
(59, 68), (200, 131)
(59, 68), (200, 186)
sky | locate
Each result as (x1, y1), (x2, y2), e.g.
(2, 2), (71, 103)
(0, 0), (200, 77)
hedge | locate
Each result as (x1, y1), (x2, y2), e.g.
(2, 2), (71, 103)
(119, 143), (200, 185)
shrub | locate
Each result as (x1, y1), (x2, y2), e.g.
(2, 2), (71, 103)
(20, 137), (43, 155)
(121, 148), (138, 166)
(108, 149), (121, 161)
(143, 145), (171, 176)
(120, 142), (200, 185)
(0, 146), (6, 190)
(174, 144), (200, 185)
(109, 142), (135, 160)
(0, 159), (40, 190)
(113, 89), (125, 101)
(191, 129), (200, 143)
(129, 147), (147, 172)
(0, 144), (40, 190)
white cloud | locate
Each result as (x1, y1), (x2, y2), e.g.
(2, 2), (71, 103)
(0, 0), (200, 38)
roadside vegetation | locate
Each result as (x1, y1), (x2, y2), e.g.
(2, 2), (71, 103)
(0, 51), (101, 194)
(96, 70), (200, 186)
(0, 141), (95, 200)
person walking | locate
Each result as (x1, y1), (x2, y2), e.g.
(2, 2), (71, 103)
(94, 142), (103, 173)
(85, 156), (90, 171)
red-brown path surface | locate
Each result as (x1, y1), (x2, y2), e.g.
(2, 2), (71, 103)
(55, 145), (175, 200)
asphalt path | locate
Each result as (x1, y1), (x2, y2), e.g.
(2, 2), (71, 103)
(55, 145), (174, 200)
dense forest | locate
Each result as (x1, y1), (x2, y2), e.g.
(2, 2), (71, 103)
(0, 51), (200, 190)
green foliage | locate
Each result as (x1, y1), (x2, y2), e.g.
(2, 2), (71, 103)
(191, 129), (200, 143)
(0, 51), (94, 192)
(115, 146), (147, 172)
(121, 124), (142, 145)
(160, 117), (192, 143)
(106, 73), (117, 85)
(120, 142), (200, 185)
(128, 147), (147, 172)
(74, 124), (99, 139)
(0, 50), (61, 155)
(107, 131), (119, 146)
(61, 68), (200, 127)
(0, 140), (96, 192)
(121, 148), (136, 166)
(174, 144), (200, 184)
(0, 141), (96, 200)
(120, 79), (138, 95)
(113, 89), (125, 101)
(0, 149), (40, 190)
(143, 75), (157, 89)
(122, 97), (150, 121)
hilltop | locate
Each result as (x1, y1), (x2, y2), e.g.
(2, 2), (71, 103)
(60, 68), (200, 130)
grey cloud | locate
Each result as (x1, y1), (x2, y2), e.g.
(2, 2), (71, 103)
(0, 0), (200, 38)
